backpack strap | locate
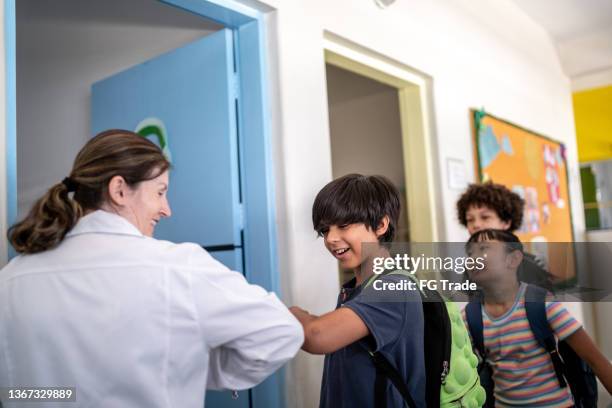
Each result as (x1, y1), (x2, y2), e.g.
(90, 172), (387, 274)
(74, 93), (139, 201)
(465, 298), (485, 358)
(524, 284), (567, 388)
(363, 270), (420, 408)
(370, 350), (417, 408)
(465, 296), (497, 408)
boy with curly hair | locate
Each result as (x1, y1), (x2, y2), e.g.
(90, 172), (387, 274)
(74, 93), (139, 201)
(456, 182), (524, 234)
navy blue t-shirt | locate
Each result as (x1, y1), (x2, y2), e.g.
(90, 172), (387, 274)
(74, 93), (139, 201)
(319, 273), (426, 408)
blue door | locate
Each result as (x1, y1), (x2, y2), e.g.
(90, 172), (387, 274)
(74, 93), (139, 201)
(91, 28), (248, 408)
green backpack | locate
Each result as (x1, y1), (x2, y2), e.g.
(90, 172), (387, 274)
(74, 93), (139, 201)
(363, 270), (485, 407)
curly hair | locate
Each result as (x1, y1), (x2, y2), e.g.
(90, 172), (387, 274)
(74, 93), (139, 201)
(456, 182), (525, 232)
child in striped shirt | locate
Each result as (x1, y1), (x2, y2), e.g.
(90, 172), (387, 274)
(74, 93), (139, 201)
(463, 229), (612, 407)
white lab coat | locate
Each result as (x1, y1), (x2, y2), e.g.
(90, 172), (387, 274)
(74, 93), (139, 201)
(0, 210), (303, 408)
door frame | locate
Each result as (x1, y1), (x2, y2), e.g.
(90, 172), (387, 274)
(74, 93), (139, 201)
(3, 0), (284, 406)
(2, 0), (16, 262)
(324, 32), (441, 241)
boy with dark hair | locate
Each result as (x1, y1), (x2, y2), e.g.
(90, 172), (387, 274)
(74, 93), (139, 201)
(290, 174), (426, 407)
(290, 174), (484, 408)
(456, 182), (552, 290)
(464, 229), (612, 407)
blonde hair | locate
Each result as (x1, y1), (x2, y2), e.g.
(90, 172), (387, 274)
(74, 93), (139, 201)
(8, 129), (170, 254)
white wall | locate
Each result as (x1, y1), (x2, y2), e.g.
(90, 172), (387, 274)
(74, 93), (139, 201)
(257, 1), (587, 406)
(572, 66), (612, 91)
(16, 0), (219, 218)
(566, 24), (612, 91)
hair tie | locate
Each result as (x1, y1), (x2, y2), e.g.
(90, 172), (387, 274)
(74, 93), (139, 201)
(62, 177), (78, 192)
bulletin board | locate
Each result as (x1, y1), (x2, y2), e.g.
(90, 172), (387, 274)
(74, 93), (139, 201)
(471, 110), (575, 283)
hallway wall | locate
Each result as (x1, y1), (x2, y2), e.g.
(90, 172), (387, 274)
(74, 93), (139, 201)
(257, 1), (587, 406)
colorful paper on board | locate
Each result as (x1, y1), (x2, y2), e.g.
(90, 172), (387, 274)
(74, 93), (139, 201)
(501, 134), (514, 155)
(478, 125), (500, 168)
(525, 137), (540, 181)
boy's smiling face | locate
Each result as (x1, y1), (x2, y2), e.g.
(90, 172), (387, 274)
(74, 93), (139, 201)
(321, 220), (388, 271)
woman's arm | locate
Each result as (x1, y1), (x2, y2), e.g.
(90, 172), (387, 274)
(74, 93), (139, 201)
(565, 328), (612, 395)
(190, 246), (304, 390)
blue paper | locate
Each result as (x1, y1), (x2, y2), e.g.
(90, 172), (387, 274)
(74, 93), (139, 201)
(479, 125), (500, 168)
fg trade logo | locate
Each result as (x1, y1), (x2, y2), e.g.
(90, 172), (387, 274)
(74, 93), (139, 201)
(135, 118), (173, 163)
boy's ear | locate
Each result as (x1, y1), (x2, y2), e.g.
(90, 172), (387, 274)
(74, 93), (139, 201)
(375, 216), (390, 238)
(500, 219), (512, 230)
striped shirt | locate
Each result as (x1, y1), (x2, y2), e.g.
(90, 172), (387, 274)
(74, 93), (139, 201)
(462, 283), (582, 407)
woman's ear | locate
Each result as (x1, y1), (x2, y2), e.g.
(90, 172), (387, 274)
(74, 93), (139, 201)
(375, 215), (390, 238)
(107, 175), (129, 207)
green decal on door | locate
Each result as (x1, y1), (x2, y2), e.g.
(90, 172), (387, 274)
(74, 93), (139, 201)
(135, 117), (173, 162)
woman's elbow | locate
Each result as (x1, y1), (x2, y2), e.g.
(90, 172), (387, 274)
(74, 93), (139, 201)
(289, 317), (305, 352)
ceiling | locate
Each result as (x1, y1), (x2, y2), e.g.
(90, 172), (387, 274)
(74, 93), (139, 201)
(511, 0), (612, 83)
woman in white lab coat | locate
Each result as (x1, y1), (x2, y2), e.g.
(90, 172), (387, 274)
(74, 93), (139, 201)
(0, 129), (303, 408)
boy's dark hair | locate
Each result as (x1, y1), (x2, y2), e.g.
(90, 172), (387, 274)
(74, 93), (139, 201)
(312, 174), (400, 243)
(456, 182), (524, 232)
(466, 228), (524, 254)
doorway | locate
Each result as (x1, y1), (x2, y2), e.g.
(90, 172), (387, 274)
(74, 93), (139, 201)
(324, 34), (440, 283)
(326, 64), (411, 244)
(325, 64), (409, 283)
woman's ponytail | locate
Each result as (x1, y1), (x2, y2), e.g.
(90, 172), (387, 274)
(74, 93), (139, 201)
(8, 180), (83, 254)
